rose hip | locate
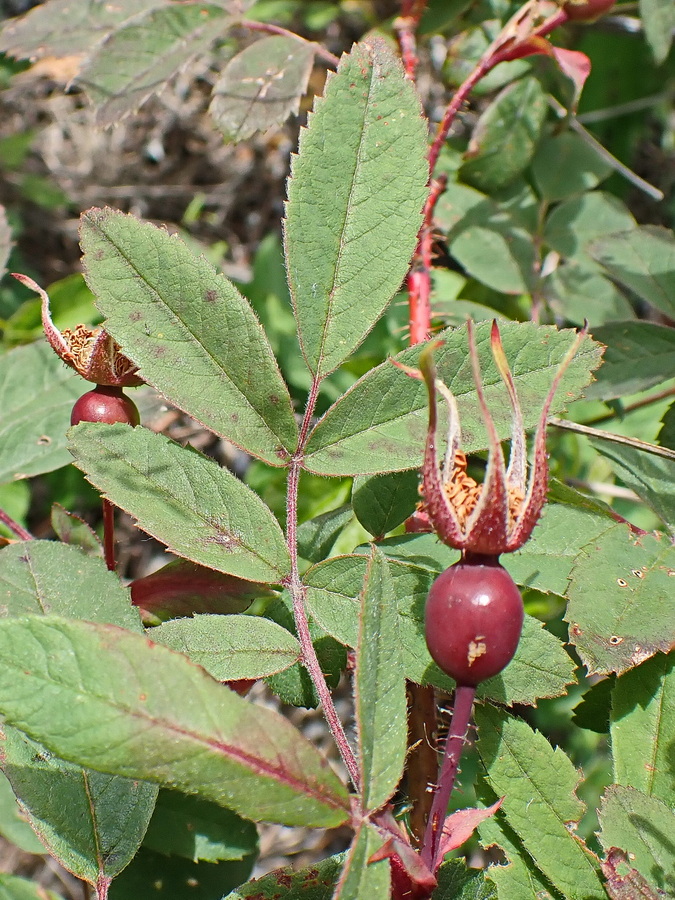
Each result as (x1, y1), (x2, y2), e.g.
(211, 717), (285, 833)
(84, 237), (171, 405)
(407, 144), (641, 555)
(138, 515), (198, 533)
(71, 385), (140, 427)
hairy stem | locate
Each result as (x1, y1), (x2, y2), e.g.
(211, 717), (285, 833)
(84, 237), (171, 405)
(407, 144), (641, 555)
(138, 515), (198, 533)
(101, 498), (116, 572)
(284, 376), (361, 791)
(0, 507), (32, 541)
(420, 684), (476, 871)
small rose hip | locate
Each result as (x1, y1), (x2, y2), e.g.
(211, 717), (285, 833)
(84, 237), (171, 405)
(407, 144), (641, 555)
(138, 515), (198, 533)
(71, 385), (140, 427)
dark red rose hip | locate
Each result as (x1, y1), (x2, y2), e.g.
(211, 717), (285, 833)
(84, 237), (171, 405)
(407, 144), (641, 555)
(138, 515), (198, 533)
(425, 556), (524, 686)
(71, 385), (140, 427)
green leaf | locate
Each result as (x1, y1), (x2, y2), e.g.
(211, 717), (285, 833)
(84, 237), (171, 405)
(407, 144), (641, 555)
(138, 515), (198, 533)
(68, 423), (290, 583)
(0, 616), (350, 828)
(355, 548), (406, 811)
(0, 873), (63, 900)
(659, 401), (675, 450)
(639, 0), (675, 65)
(297, 504), (354, 564)
(0, 341), (83, 482)
(284, 39), (428, 377)
(210, 35), (315, 141)
(0, 481), (29, 542)
(0, 540), (140, 629)
(584, 322), (675, 401)
(1, 727), (157, 885)
(591, 438), (675, 531)
(572, 675), (614, 733)
(225, 853), (345, 898)
(544, 193), (636, 270)
(598, 785), (675, 896)
(333, 824), (390, 900)
(610, 652), (675, 807)
(0, 0), (163, 59)
(475, 704), (604, 899)
(50, 504), (103, 557)
(531, 130), (612, 203)
(352, 470), (419, 537)
(150, 614), (301, 680)
(304, 321), (602, 476)
(76, 5), (233, 126)
(547, 265), (634, 328)
(566, 526), (675, 675)
(432, 859), (496, 900)
(0, 770), (45, 854)
(460, 77), (547, 193)
(478, 812), (556, 899)
(80, 208), (297, 465)
(141, 790), (258, 863)
(589, 226), (675, 318)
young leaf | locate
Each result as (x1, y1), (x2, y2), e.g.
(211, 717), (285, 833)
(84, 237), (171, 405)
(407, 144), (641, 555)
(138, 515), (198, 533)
(333, 824), (390, 900)
(598, 786), (675, 897)
(225, 852), (345, 898)
(352, 470), (420, 538)
(355, 548), (406, 812)
(50, 504), (103, 557)
(2, 726), (158, 887)
(141, 789), (258, 863)
(303, 321), (602, 476)
(80, 208), (297, 465)
(210, 35), (315, 141)
(150, 614), (301, 681)
(297, 504), (354, 564)
(0, 0), (163, 59)
(566, 526), (675, 675)
(0, 540), (140, 631)
(611, 652), (675, 807)
(590, 225), (675, 318)
(76, 4), (233, 126)
(0, 341), (83, 482)
(583, 321), (675, 401)
(68, 423), (291, 583)
(0, 873), (64, 900)
(475, 704), (604, 899)
(0, 616), (350, 828)
(284, 39), (428, 377)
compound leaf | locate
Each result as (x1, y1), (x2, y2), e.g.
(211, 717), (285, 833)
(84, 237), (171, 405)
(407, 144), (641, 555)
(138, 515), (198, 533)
(584, 322), (675, 401)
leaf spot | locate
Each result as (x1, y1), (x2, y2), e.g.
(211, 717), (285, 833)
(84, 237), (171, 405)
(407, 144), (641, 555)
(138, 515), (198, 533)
(129, 311), (142, 322)
(617, 578), (628, 587)
(204, 289), (218, 303)
(631, 569), (644, 578)
(609, 635), (623, 645)
(36, 434), (51, 445)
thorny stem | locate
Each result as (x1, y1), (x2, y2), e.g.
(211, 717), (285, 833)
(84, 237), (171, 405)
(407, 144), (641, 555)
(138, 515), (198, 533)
(101, 498), (116, 572)
(284, 376), (361, 791)
(242, 20), (340, 68)
(0, 507), (32, 541)
(394, 0), (429, 79)
(420, 684), (476, 871)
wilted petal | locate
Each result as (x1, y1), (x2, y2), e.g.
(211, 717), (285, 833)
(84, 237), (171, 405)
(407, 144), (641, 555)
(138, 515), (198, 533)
(490, 320), (527, 493)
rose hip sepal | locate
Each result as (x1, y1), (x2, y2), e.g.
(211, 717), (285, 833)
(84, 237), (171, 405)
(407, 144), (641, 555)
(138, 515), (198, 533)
(12, 273), (143, 387)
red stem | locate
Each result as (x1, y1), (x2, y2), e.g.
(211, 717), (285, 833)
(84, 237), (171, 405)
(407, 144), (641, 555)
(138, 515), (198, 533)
(283, 376), (361, 791)
(420, 684), (476, 871)
(101, 498), (116, 571)
(0, 507), (32, 541)
(242, 19), (340, 67)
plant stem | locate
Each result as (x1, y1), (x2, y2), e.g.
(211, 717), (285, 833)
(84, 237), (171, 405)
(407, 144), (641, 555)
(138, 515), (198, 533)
(283, 376), (361, 791)
(405, 682), (438, 846)
(0, 507), (32, 541)
(242, 20), (340, 67)
(101, 498), (116, 571)
(420, 684), (476, 871)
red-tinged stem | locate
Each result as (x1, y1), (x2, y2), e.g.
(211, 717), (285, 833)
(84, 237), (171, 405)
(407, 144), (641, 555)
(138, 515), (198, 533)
(242, 19), (340, 67)
(408, 176), (448, 345)
(283, 375), (361, 791)
(0, 507), (32, 541)
(96, 875), (111, 900)
(101, 498), (116, 571)
(420, 684), (476, 871)
(394, 0), (428, 80)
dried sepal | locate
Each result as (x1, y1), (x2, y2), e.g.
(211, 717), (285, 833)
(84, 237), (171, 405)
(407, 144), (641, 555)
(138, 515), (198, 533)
(12, 273), (143, 387)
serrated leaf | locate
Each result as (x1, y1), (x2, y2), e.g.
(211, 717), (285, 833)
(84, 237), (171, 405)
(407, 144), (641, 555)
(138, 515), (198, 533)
(0, 341), (83, 482)
(544, 193), (636, 270)
(0, 540), (140, 630)
(333, 824), (390, 900)
(547, 265), (634, 328)
(355, 548), (406, 811)
(566, 526), (675, 676)
(76, 4), (232, 126)
(284, 39), (428, 377)
(572, 675), (614, 733)
(584, 322), (675, 400)
(2, 726), (157, 885)
(210, 35), (315, 141)
(611, 652), (675, 807)
(352, 470), (419, 538)
(598, 786), (675, 896)
(0, 616), (350, 827)
(150, 614), (301, 680)
(433, 858), (497, 899)
(0, 0), (164, 60)
(460, 77), (547, 192)
(304, 321), (602, 476)
(591, 438), (675, 531)
(475, 705), (604, 899)
(50, 505), (103, 557)
(142, 789), (258, 863)
(589, 226), (675, 317)
(0, 873), (64, 900)
(478, 812), (556, 900)
(80, 208), (297, 464)
(68, 423), (290, 583)
(225, 853), (345, 898)
(639, 0), (675, 65)
(531, 130), (612, 203)
(297, 504), (354, 564)
(0, 770), (45, 854)
(0, 205), (11, 278)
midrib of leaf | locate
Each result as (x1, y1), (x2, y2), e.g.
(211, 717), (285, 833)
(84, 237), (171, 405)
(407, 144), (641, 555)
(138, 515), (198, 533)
(81, 770), (105, 878)
(314, 61), (375, 374)
(92, 223), (292, 451)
